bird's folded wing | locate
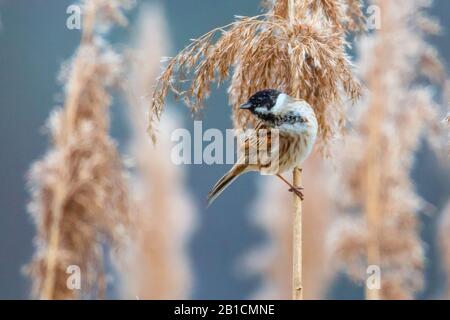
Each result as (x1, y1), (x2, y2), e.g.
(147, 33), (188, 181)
(236, 121), (280, 167)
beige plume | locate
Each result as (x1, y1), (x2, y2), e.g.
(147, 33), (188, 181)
(121, 4), (197, 300)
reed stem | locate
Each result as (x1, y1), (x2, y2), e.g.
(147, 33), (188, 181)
(40, 187), (65, 300)
(292, 167), (303, 300)
(40, 1), (97, 300)
(288, 0), (304, 301)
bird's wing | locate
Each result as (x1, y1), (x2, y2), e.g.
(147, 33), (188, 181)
(208, 122), (279, 206)
(236, 121), (279, 167)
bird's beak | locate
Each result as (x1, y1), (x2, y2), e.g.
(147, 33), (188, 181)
(240, 102), (253, 110)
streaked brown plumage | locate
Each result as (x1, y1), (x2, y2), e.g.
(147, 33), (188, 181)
(208, 90), (318, 206)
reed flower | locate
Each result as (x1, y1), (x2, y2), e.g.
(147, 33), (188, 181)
(331, 0), (448, 300)
(149, 0), (362, 151)
(121, 4), (197, 299)
(26, 0), (133, 299)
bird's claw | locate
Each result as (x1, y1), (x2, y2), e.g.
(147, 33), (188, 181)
(289, 187), (304, 201)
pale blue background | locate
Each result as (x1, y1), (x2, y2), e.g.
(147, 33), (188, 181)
(0, 0), (449, 299)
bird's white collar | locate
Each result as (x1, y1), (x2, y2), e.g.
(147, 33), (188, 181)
(271, 93), (289, 113)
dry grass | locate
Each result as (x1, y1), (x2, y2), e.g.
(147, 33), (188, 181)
(330, 0), (448, 300)
(244, 153), (335, 299)
(121, 4), (197, 299)
(446, 114), (450, 153)
(26, 0), (133, 299)
(439, 201), (450, 299)
(149, 0), (363, 152)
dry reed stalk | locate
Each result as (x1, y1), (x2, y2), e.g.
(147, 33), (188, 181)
(122, 5), (196, 299)
(26, 0), (133, 299)
(446, 114), (450, 153)
(148, 0), (362, 300)
(287, 0), (303, 299)
(244, 153), (335, 299)
(331, 0), (448, 300)
(439, 201), (450, 299)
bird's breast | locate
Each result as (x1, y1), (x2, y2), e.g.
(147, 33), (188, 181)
(276, 131), (314, 173)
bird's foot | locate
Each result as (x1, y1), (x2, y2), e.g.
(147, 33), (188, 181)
(288, 187), (304, 201)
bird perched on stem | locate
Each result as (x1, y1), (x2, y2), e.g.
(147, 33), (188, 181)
(208, 89), (318, 206)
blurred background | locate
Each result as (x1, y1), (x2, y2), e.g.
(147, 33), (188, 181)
(0, 0), (449, 299)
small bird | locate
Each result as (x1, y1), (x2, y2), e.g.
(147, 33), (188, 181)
(207, 89), (318, 206)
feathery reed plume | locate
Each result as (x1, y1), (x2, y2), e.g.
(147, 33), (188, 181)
(439, 201), (450, 299)
(331, 0), (448, 300)
(149, 0), (362, 149)
(244, 154), (335, 299)
(122, 5), (197, 299)
(148, 0), (362, 299)
(26, 0), (133, 299)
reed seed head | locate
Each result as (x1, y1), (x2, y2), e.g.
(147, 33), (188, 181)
(26, 0), (133, 299)
(331, 0), (448, 299)
(149, 0), (363, 152)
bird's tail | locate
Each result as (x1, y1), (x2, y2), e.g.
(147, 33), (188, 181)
(207, 164), (247, 207)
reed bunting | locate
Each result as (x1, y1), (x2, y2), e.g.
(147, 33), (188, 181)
(208, 89), (318, 206)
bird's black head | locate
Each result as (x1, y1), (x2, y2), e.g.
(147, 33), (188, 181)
(240, 89), (281, 113)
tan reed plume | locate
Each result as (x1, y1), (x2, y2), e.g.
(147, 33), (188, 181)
(149, 0), (363, 150)
(244, 153), (335, 299)
(26, 0), (134, 299)
(331, 0), (448, 300)
(148, 0), (362, 300)
(121, 4), (197, 299)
